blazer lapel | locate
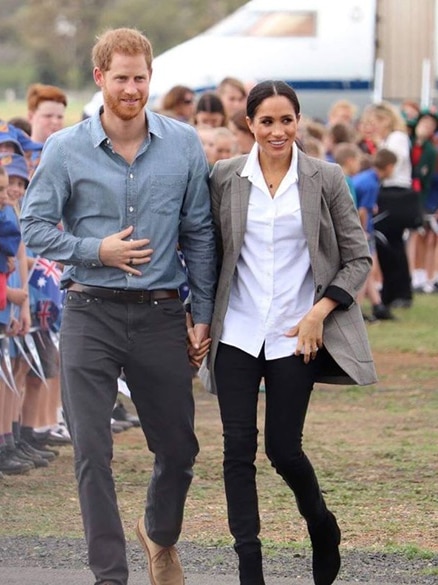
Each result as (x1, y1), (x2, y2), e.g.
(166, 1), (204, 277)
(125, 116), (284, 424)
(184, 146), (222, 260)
(297, 151), (322, 267)
(230, 161), (251, 259)
(226, 152), (322, 266)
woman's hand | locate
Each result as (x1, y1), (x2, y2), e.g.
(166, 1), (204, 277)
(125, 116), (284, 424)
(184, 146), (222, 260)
(285, 313), (324, 364)
(285, 298), (338, 364)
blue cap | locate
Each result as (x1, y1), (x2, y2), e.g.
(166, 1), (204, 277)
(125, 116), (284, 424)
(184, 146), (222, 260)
(0, 127), (24, 155)
(0, 153), (30, 185)
(0, 120), (43, 154)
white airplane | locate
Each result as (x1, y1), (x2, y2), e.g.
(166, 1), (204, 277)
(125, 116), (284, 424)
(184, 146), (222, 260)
(148, 0), (378, 118)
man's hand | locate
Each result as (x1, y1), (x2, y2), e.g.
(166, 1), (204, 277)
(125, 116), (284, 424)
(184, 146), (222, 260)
(99, 226), (153, 276)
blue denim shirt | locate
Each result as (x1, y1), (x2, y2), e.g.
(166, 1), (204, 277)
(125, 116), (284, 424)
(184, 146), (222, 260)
(20, 108), (216, 324)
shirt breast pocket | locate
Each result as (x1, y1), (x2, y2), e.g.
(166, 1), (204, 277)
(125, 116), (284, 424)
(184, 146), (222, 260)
(149, 174), (186, 216)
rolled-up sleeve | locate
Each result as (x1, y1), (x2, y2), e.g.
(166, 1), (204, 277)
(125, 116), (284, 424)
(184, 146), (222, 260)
(20, 135), (103, 267)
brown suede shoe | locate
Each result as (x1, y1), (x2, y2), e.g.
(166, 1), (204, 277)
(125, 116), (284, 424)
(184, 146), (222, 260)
(135, 517), (184, 585)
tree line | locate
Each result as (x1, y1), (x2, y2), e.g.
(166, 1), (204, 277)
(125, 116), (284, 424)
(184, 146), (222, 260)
(0, 0), (244, 94)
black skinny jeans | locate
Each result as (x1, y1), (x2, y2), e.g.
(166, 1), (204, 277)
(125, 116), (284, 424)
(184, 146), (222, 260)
(214, 342), (328, 556)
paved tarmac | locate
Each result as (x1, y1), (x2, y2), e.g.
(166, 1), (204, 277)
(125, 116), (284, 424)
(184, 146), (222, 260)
(0, 566), (409, 585)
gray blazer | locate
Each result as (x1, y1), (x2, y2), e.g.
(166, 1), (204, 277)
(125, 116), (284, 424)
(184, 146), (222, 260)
(207, 150), (377, 393)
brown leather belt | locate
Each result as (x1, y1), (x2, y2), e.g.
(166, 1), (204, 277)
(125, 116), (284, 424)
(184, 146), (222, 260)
(68, 283), (179, 304)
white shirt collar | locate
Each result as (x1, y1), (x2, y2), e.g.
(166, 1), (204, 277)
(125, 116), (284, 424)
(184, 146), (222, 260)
(241, 141), (299, 184)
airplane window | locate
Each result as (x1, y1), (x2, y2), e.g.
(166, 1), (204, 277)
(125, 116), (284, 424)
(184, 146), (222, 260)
(206, 11), (317, 38)
(248, 12), (316, 37)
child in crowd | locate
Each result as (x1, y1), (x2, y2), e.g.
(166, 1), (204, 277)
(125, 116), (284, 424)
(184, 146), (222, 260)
(0, 153), (31, 345)
(216, 76), (247, 118)
(333, 142), (362, 206)
(327, 98), (358, 128)
(0, 153), (31, 344)
(0, 153), (29, 212)
(302, 136), (325, 159)
(409, 111), (438, 293)
(324, 122), (356, 163)
(209, 127), (237, 164)
(0, 165), (21, 309)
(228, 109), (255, 155)
(194, 91), (227, 127)
(352, 148), (398, 321)
(0, 120), (43, 174)
(196, 125), (216, 168)
(0, 130), (25, 157)
(0, 164), (31, 475)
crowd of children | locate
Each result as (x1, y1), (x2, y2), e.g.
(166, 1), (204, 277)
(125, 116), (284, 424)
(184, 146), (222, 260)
(303, 101), (438, 307)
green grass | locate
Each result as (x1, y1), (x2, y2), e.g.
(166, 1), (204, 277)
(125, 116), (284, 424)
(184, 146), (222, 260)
(383, 544), (436, 560)
(365, 294), (438, 353)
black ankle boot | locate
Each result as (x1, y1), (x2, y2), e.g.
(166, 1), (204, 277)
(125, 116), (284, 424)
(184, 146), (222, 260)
(238, 550), (265, 585)
(308, 511), (341, 585)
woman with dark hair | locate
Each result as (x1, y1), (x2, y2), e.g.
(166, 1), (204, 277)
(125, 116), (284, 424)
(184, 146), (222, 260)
(194, 91), (227, 127)
(204, 81), (377, 585)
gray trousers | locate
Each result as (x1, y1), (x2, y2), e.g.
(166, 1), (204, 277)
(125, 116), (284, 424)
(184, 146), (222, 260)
(60, 291), (199, 585)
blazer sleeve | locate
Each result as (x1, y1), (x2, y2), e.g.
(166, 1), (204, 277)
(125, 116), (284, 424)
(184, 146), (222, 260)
(209, 161), (227, 272)
(320, 163), (372, 306)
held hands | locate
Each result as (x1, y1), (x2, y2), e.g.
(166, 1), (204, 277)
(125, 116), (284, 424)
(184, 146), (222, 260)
(99, 226), (153, 276)
(186, 313), (211, 368)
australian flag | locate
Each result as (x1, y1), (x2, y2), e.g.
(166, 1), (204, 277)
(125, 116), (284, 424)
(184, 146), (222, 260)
(28, 257), (64, 331)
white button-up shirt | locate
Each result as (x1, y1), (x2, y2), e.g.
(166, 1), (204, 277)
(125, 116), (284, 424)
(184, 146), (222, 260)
(220, 143), (315, 359)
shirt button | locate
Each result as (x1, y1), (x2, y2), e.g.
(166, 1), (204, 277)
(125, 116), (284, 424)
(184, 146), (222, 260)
(130, 173), (134, 179)
(129, 206), (134, 212)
